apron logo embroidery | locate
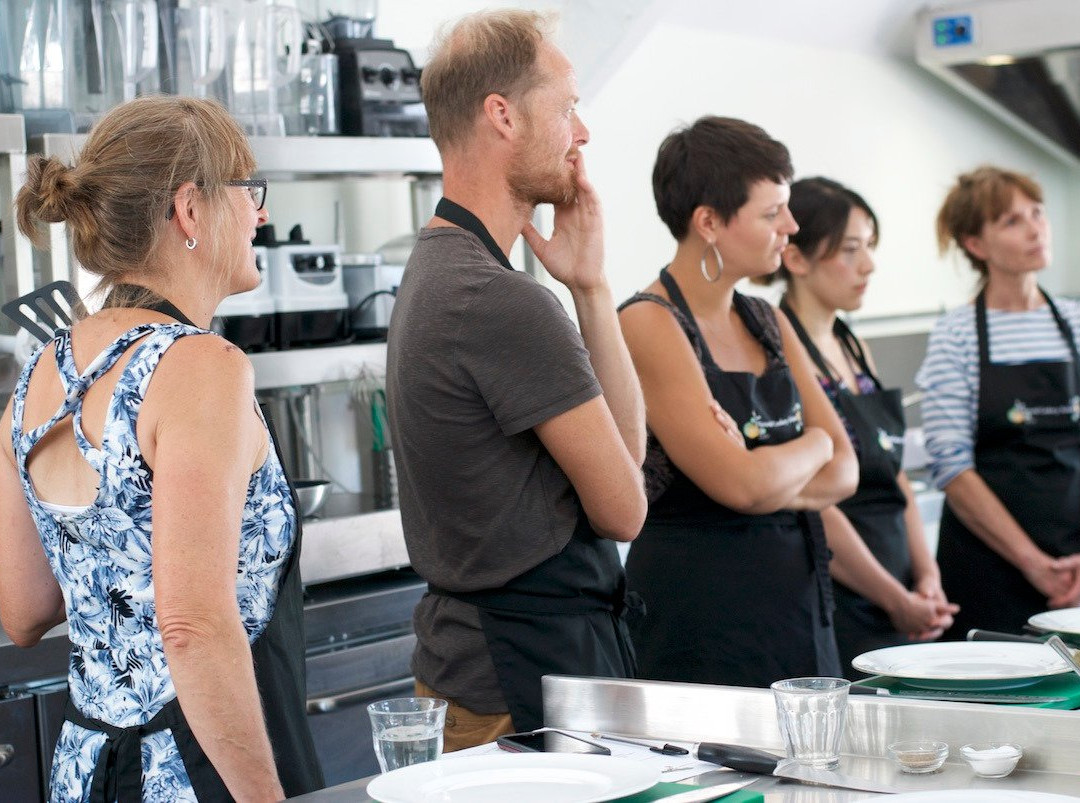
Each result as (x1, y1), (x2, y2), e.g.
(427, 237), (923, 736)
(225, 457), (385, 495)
(742, 403), (803, 442)
(876, 428), (904, 452)
(1006, 396), (1080, 426)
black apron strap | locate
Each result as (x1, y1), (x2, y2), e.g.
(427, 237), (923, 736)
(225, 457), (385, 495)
(779, 297), (837, 383)
(435, 198), (515, 271)
(65, 697), (232, 803)
(658, 268), (723, 370)
(104, 284), (199, 327)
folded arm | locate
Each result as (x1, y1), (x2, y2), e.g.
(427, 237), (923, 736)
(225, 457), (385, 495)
(619, 300), (835, 514)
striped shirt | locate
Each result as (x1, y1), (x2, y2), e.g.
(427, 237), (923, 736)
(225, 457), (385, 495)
(916, 297), (1080, 490)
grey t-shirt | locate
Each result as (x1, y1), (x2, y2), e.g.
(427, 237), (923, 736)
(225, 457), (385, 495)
(386, 226), (602, 713)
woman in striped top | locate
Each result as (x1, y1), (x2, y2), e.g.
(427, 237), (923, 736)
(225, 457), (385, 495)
(916, 166), (1080, 639)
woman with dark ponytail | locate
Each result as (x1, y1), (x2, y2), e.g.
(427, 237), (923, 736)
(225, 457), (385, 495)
(777, 177), (956, 676)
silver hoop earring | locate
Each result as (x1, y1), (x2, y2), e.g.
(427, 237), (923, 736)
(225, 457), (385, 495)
(700, 242), (723, 283)
(185, 237), (197, 251)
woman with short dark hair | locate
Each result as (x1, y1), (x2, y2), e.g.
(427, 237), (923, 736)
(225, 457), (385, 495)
(917, 166), (1080, 638)
(618, 117), (858, 687)
(776, 177), (956, 677)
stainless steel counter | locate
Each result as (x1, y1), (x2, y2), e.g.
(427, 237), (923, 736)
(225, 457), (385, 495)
(290, 676), (1080, 801)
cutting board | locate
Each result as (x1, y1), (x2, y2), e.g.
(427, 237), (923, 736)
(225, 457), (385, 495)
(858, 673), (1080, 709)
(610, 782), (764, 802)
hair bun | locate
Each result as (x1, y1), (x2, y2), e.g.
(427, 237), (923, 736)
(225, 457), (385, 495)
(27, 156), (77, 223)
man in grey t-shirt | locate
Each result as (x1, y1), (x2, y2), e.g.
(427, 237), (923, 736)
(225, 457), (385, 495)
(386, 9), (647, 750)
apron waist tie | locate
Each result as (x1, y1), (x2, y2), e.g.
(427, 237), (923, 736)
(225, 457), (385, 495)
(65, 696), (182, 803)
(428, 583), (627, 616)
(799, 511), (836, 626)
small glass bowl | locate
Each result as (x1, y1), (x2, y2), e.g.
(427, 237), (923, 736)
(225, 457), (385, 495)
(960, 742), (1022, 778)
(887, 740), (949, 774)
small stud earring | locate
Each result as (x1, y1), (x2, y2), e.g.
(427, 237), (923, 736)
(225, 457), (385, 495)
(185, 237), (197, 251)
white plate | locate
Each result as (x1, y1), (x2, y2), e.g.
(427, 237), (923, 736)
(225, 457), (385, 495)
(1029, 607), (1080, 636)
(853, 791), (1080, 802)
(366, 753), (659, 803)
(851, 642), (1071, 689)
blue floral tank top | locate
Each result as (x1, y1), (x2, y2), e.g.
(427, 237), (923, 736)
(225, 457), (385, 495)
(10, 323), (296, 802)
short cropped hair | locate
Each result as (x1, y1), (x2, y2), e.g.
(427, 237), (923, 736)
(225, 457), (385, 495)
(652, 116), (793, 241)
(421, 9), (554, 149)
(936, 165), (1044, 276)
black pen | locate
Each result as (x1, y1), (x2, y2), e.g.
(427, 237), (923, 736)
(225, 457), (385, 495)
(591, 732), (690, 756)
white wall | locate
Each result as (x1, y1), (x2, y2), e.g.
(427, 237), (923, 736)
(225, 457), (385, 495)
(581, 19), (1080, 319)
(358, 1), (1080, 320)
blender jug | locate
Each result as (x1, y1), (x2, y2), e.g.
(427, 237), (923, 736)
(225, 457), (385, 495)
(159, 0), (227, 99)
(107, 0), (159, 102)
(15, 0), (115, 132)
(229, 0), (301, 135)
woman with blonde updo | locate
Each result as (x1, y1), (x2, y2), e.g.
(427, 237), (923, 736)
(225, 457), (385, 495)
(0, 96), (323, 801)
(917, 166), (1080, 639)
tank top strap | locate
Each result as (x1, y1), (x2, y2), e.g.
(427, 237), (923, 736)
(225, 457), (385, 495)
(12, 323), (195, 473)
(96, 323), (209, 469)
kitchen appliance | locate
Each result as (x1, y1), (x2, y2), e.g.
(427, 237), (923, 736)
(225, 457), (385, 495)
(328, 20), (427, 137)
(303, 568), (425, 784)
(915, 0), (1080, 166)
(229, 0), (302, 135)
(158, 0), (228, 100)
(14, 0), (118, 134)
(290, 37), (340, 135)
(211, 244), (277, 351)
(258, 223), (349, 348)
(341, 251), (401, 339)
(108, 0), (159, 102)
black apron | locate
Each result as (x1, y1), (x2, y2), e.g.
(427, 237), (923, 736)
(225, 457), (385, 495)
(65, 288), (323, 802)
(781, 301), (912, 676)
(425, 199), (637, 732)
(938, 288), (1080, 639)
(622, 270), (840, 688)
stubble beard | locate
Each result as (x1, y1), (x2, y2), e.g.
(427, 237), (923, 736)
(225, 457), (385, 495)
(507, 143), (578, 208)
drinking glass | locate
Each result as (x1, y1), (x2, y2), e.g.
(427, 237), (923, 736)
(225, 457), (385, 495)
(367, 697), (447, 773)
(771, 677), (850, 769)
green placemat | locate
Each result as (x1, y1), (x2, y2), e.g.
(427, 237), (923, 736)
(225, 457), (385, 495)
(857, 672), (1080, 709)
(610, 781), (763, 803)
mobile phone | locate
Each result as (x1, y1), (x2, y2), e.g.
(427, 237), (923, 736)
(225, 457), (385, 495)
(496, 729), (611, 755)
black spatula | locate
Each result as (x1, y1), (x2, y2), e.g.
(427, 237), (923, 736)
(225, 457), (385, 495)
(2, 281), (86, 344)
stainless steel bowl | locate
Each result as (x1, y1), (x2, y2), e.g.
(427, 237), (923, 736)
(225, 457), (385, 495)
(294, 479), (331, 519)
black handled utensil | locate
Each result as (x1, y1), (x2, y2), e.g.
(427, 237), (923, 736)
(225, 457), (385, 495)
(694, 743), (899, 793)
(968, 629), (1080, 680)
(1, 280), (86, 344)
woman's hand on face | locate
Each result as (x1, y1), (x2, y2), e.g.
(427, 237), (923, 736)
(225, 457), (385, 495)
(708, 400), (746, 448)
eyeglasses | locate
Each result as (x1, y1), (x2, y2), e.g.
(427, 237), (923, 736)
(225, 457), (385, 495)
(166, 178), (268, 219)
(225, 178), (268, 211)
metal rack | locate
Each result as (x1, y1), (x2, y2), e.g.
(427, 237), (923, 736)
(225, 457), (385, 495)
(20, 133), (443, 299)
(0, 115), (33, 322)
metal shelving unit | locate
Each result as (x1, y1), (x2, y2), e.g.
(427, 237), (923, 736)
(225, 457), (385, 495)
(1, 115), (33, 309)
(26, 133), (443, 298)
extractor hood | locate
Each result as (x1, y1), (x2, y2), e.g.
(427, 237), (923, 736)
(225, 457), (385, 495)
(915, 0), (1080, 166)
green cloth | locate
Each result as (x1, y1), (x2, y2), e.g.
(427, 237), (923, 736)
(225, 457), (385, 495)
(856, 673), (1080, 709)
(609, 781), (764, 802)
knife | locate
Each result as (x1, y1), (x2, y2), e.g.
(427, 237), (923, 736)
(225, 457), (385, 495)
(652, 778), (759, 803)
(692, 743), (900, 794)
(850, 684), (1068, 704)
